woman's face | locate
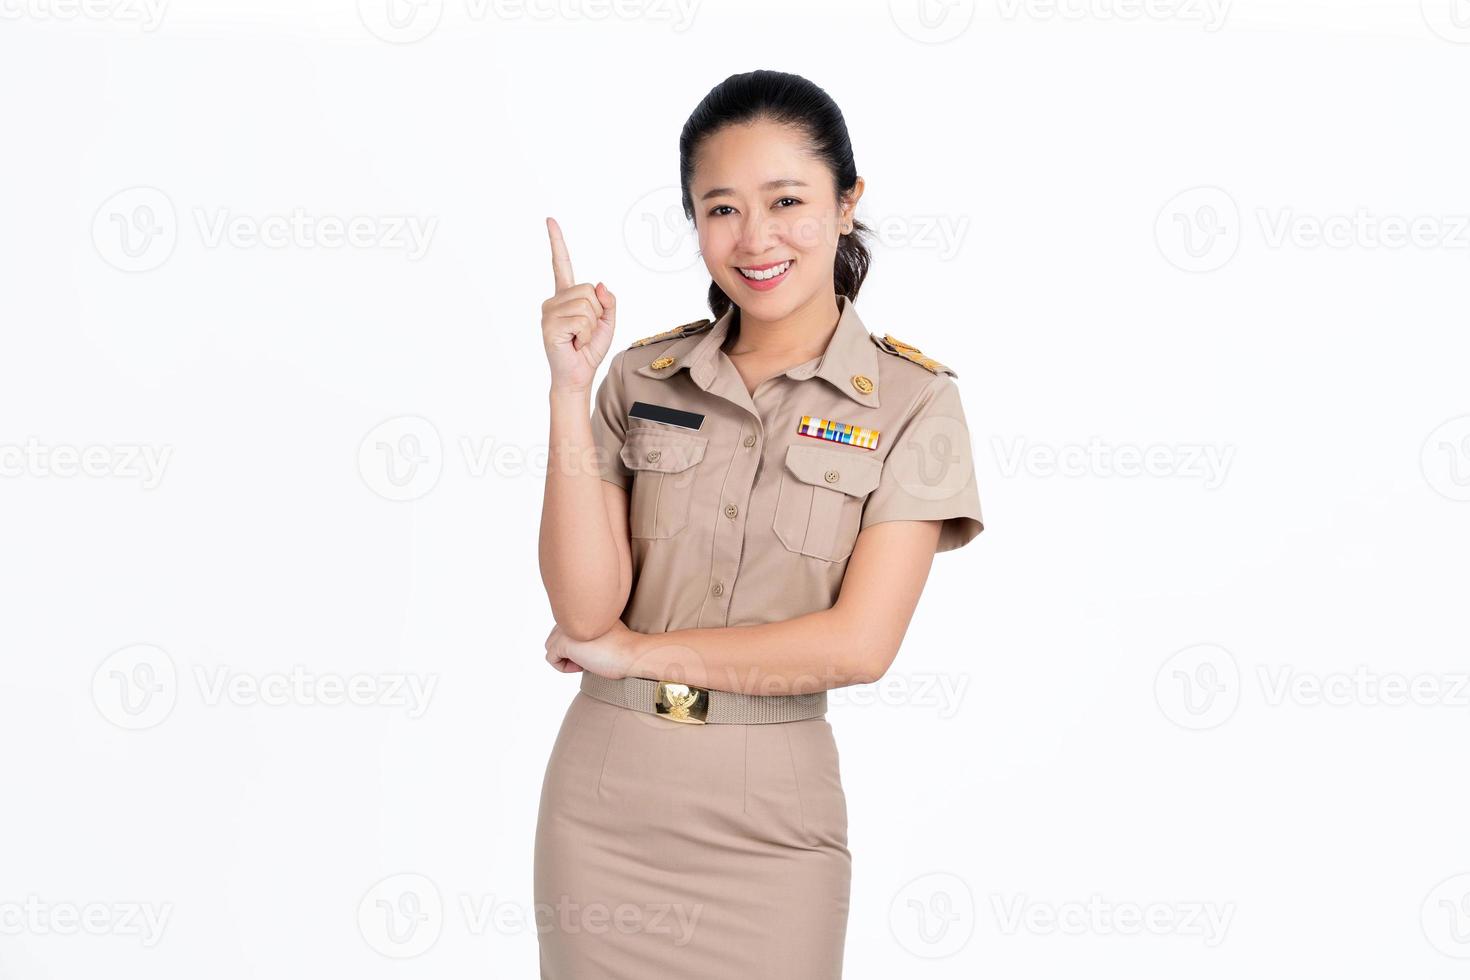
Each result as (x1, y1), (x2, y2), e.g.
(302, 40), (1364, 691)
(690, 118), (862, 321)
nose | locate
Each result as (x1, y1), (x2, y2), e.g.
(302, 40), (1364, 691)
(734, 208), (779, 260)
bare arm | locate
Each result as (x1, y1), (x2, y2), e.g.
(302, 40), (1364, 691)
(536, 216), (633, 641)
(539, 392), (633, 641)
(617, 518), (942, 694)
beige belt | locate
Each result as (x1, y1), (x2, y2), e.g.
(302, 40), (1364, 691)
(579, 672), (827, 725)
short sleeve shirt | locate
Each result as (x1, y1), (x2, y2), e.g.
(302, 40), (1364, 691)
(589, 294), (984, 634)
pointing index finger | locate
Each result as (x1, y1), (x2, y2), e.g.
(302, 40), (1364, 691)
(546, 216), (575, 292)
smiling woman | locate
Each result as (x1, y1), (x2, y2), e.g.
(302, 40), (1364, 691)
(534, 69), (984, 980)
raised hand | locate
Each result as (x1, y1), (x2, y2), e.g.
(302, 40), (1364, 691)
(541, 216), (617, 393)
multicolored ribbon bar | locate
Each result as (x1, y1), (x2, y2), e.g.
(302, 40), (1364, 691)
(796, 415), (880, 450)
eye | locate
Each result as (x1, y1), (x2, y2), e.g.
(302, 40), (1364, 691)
(708, 204), (736, 217)
(774, 197), (802, 208)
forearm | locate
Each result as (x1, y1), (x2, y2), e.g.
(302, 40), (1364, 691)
(539, 387), (627, 638)
(625, 607), (886, 696)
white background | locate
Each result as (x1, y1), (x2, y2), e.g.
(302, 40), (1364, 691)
(2, 0), (1469, 976)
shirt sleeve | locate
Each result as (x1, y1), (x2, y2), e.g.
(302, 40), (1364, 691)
(588, 349), (633, 490)
(860, 375), (984, 553)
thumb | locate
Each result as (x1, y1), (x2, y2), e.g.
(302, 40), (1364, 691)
(596, 281), (617, 329)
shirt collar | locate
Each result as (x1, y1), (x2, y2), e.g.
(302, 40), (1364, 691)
(633, 294), (881, 408)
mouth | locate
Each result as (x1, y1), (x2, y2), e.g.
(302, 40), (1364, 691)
(735, 258), (794, 289)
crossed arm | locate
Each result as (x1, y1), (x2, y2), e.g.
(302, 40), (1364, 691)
(540, 384), (942, 696)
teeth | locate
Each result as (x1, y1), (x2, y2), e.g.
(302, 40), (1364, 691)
(738, 260), (791, 281)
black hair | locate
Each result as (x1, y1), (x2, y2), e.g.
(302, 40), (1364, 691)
(678, 69), (872, 321)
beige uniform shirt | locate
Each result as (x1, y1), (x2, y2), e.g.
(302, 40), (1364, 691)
(589, 293), (984, 635)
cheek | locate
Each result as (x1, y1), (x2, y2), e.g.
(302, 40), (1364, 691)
(785, 211), (839, 253)
(698, 222), (736, 262)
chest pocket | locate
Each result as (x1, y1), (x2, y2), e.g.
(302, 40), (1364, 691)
(774, 444), (883, 562)
(620, 426), (707, 539)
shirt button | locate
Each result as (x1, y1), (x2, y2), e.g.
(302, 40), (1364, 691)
(711, 582), (724, 597)
(646, 449), (661, 463)
(824, 469), (840, 483)
(743, 434), (756, 447)
(724, 503), (738, 519)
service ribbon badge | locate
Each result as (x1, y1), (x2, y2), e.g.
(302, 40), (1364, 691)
(796, 415), (880, 450)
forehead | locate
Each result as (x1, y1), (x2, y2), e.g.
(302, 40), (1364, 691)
(690, 119), (824, 194)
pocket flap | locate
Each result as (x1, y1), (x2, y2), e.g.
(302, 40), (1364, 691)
(783, 443), (882, 497)
(620, 427), (707, 473)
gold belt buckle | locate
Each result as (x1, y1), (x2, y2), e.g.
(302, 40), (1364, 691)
(654, 680), (708, 725)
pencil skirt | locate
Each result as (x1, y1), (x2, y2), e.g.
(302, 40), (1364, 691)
(533, 690), (852, 979)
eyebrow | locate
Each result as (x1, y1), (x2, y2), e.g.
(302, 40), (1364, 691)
(698, 178), (809, 202)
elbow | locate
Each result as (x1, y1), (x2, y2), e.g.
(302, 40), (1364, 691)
(556, 611), (619, 643)
(851, 639), (900, 686)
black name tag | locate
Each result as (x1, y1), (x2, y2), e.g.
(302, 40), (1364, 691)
(628, 401), (704, 431)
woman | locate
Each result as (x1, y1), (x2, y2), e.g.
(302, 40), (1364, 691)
(533, 69), (984, 979)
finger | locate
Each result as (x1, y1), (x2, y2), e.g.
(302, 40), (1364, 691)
(596, 282), (616, 329)
(546, 217), (575, 293)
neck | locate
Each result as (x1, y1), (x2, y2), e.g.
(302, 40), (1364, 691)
(725, 291), (841, 359)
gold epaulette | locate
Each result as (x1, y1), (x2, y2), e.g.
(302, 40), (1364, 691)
(627, 318), (714, 349)
(870, 332), (957, 377)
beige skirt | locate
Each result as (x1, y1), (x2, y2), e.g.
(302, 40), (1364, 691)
(533, 690), (852, 979)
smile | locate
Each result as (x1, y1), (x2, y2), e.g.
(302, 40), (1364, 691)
(736, 258), (794, 289)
